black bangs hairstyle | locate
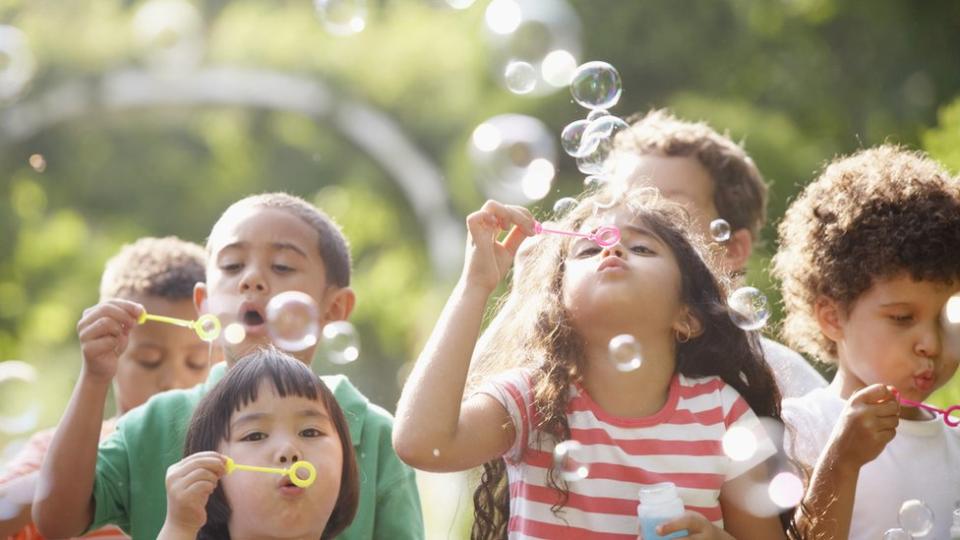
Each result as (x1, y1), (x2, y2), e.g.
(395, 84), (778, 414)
(183, 348), (359, 539)
(468, 184), (793, 538)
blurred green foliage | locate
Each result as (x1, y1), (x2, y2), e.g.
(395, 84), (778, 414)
(2, 0), (960, 535)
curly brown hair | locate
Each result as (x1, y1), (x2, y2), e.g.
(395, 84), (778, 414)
(467, 184), (791, 538)
(772, 144), (960, 363)
(614, 109), (768, 241)
(99, 236), (206, 301)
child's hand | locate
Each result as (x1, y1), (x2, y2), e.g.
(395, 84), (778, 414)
(163, 452), (227, 534)
(76, 299), (143, 382)
(462, 200), (536, 293)
(654, 511), (734, 539)
(831, 383), (900, 471)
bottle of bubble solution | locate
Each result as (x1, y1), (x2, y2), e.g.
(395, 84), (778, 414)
(950, 507), (960, 540)
(637, 482), (687, 540)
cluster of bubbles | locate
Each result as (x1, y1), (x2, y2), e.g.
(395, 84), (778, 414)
(469, 114), (557, 204)
(262, 291), (361, 365)
(559, 61), (626, 181)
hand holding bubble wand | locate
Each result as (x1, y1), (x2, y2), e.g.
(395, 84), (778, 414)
(224, 456), (317, 488)
(533, 221), (621, 247)
(892, 388), (960, 427)
(137, 311), (222, 342)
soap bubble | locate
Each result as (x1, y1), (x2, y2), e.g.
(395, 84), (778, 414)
(322, 321), (360, 365)
(767, 472), (804, 508)
(504, 61), (537, 94)
(0, 361), (39, 435)
(575, 115), (628, 175)
(722, 426), (758, 462)
(266, 291), (321, 352)
(223, 322), (247, 345)
(882, 529), (912, 540)
(560, 119), (590, 157)
(314, 0), (367, 35)
(710, 219), (731, 242)
(553, 440), (589, 481)
(552, 197), (578, 218)
(898, 499), (934, 537)
(586, 108), (608, 121)
(0, 25), (36, 101)
(469, 114), (557, 204)
(727, 287), (770, 331)
(541, 49), (577, 87)
(570, 61), (621, 110)
(608, 334), (642, 372)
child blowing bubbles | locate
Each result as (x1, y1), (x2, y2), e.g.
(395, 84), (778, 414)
(773, 145), (960, 539)
(159, 349), (358, 540)
(34, 193), (422, 540)
(394, 185), (791, 539)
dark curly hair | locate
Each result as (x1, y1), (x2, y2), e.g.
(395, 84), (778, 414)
(467, 184), (793, 538)
(99, 236), (206, 300)
(772, 144), (960, 363)
(614, 108), (768, 241)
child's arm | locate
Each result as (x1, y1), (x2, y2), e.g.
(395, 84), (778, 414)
(791, 384), (899, 539)
(393, 201), (536, 472)
(32, 299), (142, 538)
(157, 452), (226, 540)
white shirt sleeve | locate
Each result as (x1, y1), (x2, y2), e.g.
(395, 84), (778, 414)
(474, 369), (535, 464)
(761, 337), (828, 399)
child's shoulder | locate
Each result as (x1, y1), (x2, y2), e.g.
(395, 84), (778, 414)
(116, 380), (209, 435)
(781, 387), (842, 428)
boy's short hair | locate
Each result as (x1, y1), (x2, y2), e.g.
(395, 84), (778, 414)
(615, 109), (768, 240)
(99, 236), (206, 301)
(773, 144), (960, 362)
(211, 193), (351, 288)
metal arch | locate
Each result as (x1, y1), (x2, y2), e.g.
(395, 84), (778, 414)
(0, 66), (464, 279)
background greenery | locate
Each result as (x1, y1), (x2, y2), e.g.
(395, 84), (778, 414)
(2, 0), (960, 536)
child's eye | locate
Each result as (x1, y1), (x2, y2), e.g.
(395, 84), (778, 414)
(220, 263), (242, 273)
(272, 264), (294, 273)
(300, 428), (324, 438)
(630, 245), (654, 255)
(576, 247), (601, 258)
(240, 432), (267, 442)
(135, 359), (161, 370)
(890, 314), (913, 324)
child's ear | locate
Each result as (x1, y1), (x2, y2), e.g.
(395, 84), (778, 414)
(193, 282), (208, 316)
(322, 287), (356, 323)
(814, 296), (844, 342)
(722, 228), (753, 274)
(674, 308), (704, 340)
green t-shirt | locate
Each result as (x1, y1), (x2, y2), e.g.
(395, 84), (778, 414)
(89, 362), (424, 539)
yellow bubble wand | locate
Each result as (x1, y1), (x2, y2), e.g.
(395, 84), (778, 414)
(137, 311), (222, 342)
(224, 457), (317, 488)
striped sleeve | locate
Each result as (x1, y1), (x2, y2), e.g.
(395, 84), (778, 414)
(719, 382), (778, 480)
(476, 369), (534, 463)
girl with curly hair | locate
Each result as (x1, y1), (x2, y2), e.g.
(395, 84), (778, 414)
(395, 184), (791, 539)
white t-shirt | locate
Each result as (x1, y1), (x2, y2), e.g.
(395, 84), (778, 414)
(480, 369), (777, 539)
(782, 387), (960, 540)
(760, 337), (827, 399)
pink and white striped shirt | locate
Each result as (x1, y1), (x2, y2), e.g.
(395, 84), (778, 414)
(479, 369), (776, 539)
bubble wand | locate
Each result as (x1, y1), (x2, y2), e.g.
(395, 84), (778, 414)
(892, 389), (960, 427)
(224, 457), (317, 488)
(534, 222), (621, 247)
(137, 311), (222, 342)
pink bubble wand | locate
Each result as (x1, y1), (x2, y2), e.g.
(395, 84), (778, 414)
(893, 389), (960, 427)
(534, 222), (621, 247)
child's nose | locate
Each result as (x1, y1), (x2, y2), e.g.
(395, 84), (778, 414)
(915, 326), (942, 359)
(602, 243), (625, 257)
(239, 267), (267, 293)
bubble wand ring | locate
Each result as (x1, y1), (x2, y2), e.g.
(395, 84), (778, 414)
(137, 311), (222, 342)
(892, 388), (960, 428)
(533, 222), (621, 247)
(224, 457), (317, 488)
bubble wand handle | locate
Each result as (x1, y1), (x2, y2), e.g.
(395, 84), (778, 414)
(138, 312), (194, 329)
(533, 222), (621, 247)
(224, 457), (317, 488)
(893, 389), (960, 427)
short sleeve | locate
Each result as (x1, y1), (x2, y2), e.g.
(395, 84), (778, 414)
(719, 383), (778, 480)
(88, 424), (132, 533)
(474, 369), (534, 464)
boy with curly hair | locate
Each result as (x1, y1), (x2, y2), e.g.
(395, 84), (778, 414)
(772, 145), (960, 539)
(612, 109), (826, 398)
(1, 236), (214, 539)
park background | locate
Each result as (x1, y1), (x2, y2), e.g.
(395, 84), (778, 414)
(2, 0), (960, 536)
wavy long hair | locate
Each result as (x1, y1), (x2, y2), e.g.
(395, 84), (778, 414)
(467, 184), (793, 538)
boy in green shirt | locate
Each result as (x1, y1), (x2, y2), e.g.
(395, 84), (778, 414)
(34, 193), (424, 539)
